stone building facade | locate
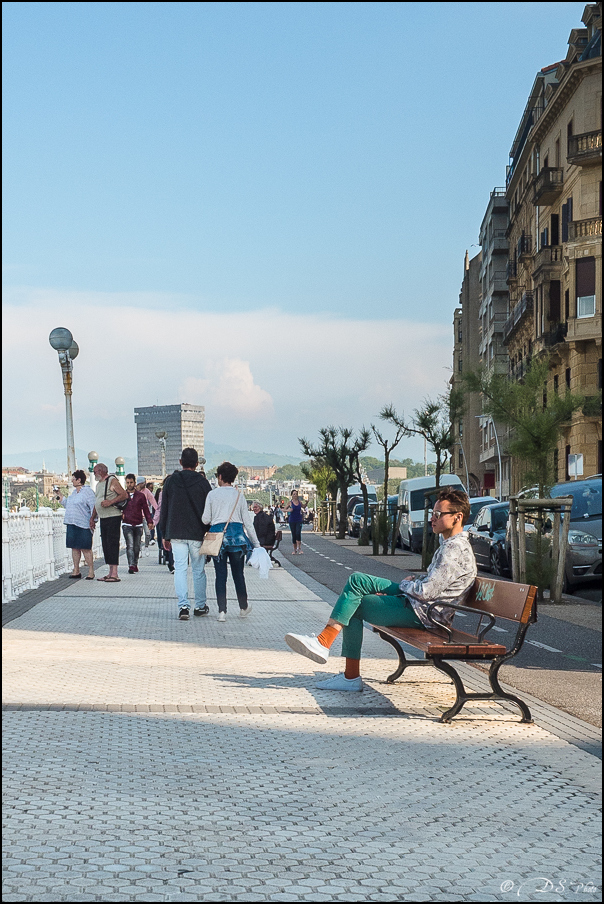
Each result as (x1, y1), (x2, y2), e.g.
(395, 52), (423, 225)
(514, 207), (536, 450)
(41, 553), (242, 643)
(504, 3), (602, 491)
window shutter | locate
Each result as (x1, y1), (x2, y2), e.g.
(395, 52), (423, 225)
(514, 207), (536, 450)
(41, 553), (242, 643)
(549, 281), (561, 322)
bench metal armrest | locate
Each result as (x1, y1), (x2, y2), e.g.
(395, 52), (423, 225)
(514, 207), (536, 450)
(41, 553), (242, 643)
(426, 602), (496, 644)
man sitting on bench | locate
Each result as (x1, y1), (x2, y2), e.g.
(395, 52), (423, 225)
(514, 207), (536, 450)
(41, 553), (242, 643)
(285, 488), (477, 691)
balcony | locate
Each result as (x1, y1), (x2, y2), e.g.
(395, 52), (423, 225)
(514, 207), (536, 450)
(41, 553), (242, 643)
(532, 167), (564, 206)
(532, 244), (563, 279)
(567, 129), (602, 167)
(535, 322), (568, 354)
(488, 270), (508, 294)
(506, 259), (517, 282)
(517, 234), (532, 261)
(568, 216), (602, 242)
(565, 312), (602, 344)
(503, 291), (534, 345)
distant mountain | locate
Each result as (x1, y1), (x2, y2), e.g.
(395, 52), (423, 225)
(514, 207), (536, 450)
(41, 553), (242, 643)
(204, 441), (300, 469)
(3, 443), (300, 474)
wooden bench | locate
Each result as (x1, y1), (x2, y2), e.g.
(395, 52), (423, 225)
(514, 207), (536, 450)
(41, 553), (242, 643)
(265, 530), (283, 567)
(369, 576), (538, 723)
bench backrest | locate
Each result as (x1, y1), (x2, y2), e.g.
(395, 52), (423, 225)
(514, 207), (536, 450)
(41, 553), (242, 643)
(464, 577), (537, 624)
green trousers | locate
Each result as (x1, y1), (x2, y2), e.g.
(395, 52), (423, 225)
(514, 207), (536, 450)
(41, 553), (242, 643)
(330, 571), (422, 660)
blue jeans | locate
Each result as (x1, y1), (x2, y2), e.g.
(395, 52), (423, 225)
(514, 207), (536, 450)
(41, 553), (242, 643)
(171, 539), (207, 611)
(213, 545), (248, 613)
(289, 522), (302, 544)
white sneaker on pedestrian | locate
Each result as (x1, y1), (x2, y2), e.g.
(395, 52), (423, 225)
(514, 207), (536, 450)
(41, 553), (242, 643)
(238, 604), (252, 617)
(316, 673), (363, 692)
(217, 611), (226, 622)
(284, 633), (329, 665)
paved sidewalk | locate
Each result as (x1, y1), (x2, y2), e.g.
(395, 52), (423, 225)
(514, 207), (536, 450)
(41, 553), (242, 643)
(3, 553), (602, 901)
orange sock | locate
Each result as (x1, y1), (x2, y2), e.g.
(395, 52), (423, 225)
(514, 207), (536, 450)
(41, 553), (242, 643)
(344, 658), (361, 680)
(317, 625), (340, 649)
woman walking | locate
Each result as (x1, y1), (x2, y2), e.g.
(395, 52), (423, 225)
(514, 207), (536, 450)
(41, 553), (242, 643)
(202, 461), (260, 622)
(57, 470), (97, 580)
(286, 489), (304, 554)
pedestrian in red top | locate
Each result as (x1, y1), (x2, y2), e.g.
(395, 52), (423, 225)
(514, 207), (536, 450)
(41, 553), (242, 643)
(122, 473), (154, 574)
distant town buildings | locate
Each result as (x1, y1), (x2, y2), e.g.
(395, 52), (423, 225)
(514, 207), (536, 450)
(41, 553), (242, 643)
(453, 2), (602, 497)
(134, 404), (205, 475)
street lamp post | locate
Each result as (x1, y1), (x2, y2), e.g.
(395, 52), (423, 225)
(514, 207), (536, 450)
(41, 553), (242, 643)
(155, 432), (167, 478)
(88, 451), (99, 491)
(49, 328), (79, 478)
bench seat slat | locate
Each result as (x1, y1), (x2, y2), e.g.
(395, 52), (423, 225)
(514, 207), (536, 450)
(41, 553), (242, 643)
(372, 625), (507, 657)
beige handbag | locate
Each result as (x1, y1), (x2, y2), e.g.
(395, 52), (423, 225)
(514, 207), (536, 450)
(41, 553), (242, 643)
(198, 492), (241, 557)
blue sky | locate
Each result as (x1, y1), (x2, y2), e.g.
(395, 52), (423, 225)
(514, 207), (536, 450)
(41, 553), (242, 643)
(2, 1), (588, 463)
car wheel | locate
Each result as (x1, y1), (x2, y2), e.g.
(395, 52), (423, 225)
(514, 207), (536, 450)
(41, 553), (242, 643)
(490, 548), (503, 576)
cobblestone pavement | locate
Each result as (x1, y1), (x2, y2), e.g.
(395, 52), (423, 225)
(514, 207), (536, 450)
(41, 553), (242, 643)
(3, 554), (602, 901)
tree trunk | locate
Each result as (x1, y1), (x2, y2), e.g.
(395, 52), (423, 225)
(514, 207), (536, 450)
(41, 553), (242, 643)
(337, 482), (348, 539)
(359, 483), (370, 545)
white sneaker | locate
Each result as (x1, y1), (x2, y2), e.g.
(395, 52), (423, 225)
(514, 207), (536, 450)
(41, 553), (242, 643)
(284, 633), (329, 665)
(144, 549), (150, 557)
(238, 605), (252, 617)
(217, 612), (226, 622)
(316, 673), (363, 692)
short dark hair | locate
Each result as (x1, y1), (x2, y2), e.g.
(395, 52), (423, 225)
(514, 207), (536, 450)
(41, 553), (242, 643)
(436, 488), (471, 524)
(146, 482), (154, 490)
(72, 470), (87, 485)
(216, 461), (238, 484)
(126, 473), (137, 482)
(181, 448), (199, 469)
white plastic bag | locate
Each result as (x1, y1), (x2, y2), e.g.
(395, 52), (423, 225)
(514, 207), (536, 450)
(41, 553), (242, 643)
(248, 546), (272, 579)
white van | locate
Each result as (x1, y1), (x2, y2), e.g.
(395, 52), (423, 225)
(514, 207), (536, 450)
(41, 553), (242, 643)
(397, 474), (465, 552)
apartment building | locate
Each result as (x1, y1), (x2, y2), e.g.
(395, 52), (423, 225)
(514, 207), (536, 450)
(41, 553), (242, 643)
(478, 189), (512, 499)
(134, 404), (205, 475)
(504, 3), (602, 490)
(451, 250), (484, 496)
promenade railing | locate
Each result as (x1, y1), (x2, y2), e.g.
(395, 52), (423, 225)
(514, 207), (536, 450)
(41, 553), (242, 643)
(2, 507), (104, 603)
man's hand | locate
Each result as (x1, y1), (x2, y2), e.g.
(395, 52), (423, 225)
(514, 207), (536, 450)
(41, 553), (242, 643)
(100, 499), (113, 508)
(163, 539), (172, 551)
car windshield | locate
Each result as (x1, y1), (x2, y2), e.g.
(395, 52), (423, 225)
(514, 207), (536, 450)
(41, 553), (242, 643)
(410, 489), (440, 512)
(491, 506), (509, 532)
(551, 482), (602, 519)
(353, 504), (364, 516)
(468, 500), (493, 523)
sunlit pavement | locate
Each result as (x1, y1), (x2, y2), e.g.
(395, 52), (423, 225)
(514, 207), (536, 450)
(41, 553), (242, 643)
(2, 552), (601, 902)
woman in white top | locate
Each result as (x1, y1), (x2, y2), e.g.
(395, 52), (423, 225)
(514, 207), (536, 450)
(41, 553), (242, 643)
(57, 470), (97, 580)
(202, 461), (260, 622)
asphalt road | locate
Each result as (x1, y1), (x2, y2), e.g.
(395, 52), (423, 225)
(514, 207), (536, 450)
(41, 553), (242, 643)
(282, 528), (602, 728)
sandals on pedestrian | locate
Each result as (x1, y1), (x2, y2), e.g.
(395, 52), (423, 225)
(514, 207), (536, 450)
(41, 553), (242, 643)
(69, 573), (82, 579)
(97, 576), (121, 582)
(85, 575), (95, 580)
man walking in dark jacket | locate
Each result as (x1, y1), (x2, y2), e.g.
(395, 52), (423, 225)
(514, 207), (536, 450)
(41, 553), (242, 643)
(122, 473), (154, 574)
(160, 447), (212, 620)
(252, 502), (276, 550)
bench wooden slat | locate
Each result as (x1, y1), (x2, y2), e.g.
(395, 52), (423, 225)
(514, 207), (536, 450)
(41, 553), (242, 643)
(373, 625), (507, 657)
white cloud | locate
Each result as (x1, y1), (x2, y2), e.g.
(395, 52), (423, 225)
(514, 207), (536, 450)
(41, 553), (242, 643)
(2, 288), (453, 460)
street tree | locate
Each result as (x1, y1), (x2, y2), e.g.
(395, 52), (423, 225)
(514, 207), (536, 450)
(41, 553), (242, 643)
(381, 388), (465, 566)
(463, 354), (600, 496)
(371, 408), (408, 553)
(299, 427), (371, 539)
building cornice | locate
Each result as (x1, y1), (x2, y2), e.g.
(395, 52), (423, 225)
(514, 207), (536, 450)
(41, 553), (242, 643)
(532, 56), (602, 144)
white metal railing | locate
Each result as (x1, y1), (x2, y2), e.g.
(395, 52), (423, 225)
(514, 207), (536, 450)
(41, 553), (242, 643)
(2, 507), (104, 603)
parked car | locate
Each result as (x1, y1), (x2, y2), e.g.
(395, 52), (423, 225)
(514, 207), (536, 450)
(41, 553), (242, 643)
(467, 502), (510, 575)
(397, 474), (465, 552)
(347, 502), (365, 538)
(508, 477), (602, 592)
(464, 496), (500, 531)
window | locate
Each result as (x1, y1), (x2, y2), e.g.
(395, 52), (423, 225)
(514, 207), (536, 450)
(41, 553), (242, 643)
(553, 448), (559, 479)
(565, 288), (570, 321)
(555, 137), (560, 168)
(561, 197), (573, 242)
(567, 119), (573, 157)
(458, 420), (463, 439)
(565, 444), (571, 481)
(576, 257), (596, 318)
(458, 449), (463, 469)
(551, 213), (559, 246)
(549, 281), (561, 322)
(554, 374), (559, 394)
(458, 357), (463, 373)
(566, 367), (571, 390)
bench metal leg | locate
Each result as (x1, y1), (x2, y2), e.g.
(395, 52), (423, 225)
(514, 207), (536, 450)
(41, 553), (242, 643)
(372, 629), (433, 683)
(431, 657), (533, 724)
(489, 660), (533, 723)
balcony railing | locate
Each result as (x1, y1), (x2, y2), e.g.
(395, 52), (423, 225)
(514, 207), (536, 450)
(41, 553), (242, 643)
(532, 244), (564, 277)
(532, 167), (564, 205)
(567, 129), (602, 167)
(540, 322), (568, 349)
(503, 291), (534, 345)
(506, 259), (517, 281)
(568, 217), (602, 241)
(517, 234), (532, 261)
